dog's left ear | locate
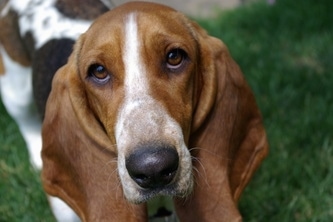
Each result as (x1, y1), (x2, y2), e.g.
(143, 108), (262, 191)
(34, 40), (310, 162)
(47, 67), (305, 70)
(41, 35), (147, 221)
(175, 21), (269, 221)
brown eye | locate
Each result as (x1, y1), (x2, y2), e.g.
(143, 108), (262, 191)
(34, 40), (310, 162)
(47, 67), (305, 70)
(88, 64), (110, 84)
(166, 49), (186, 70)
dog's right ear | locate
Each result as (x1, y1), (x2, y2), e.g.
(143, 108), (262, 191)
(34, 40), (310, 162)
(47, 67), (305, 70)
(175, 20), (268, 222)
(41, 35), (147, 221)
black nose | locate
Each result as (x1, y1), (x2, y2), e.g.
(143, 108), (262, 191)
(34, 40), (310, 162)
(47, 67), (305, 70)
(125, 145), (179, 189)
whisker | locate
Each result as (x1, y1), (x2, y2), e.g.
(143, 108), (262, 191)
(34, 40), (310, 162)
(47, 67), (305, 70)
(191, 157), (210, 189)
(189, 146), (231, 162)
(101, 143), (118, 154)
(106, 163), (120, 195)
(101, 143), (122, 198)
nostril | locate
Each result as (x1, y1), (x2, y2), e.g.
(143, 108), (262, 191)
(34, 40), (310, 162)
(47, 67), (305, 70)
(125, 145), (179, 189)
(132, 174), (150, 187)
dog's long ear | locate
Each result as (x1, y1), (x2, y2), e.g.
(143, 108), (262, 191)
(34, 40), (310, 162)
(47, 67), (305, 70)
(41, 36), (147, 221)
(175, 23), (268, 221)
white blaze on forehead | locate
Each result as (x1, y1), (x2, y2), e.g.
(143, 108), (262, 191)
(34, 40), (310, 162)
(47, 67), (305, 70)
(123, 13), (148, 97)
(117, 13), (180, 144)
(116, 13), (149, 142)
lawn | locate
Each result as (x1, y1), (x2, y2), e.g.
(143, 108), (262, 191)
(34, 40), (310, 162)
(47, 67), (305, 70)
(1, 0), (333, 221)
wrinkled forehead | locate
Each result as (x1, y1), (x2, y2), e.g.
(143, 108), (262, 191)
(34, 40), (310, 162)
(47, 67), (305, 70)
(82, 2), (197, 50)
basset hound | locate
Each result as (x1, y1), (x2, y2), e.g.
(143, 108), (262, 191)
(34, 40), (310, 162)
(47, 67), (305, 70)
(41, 1), (269, 221)
(0, 0), (111, 221)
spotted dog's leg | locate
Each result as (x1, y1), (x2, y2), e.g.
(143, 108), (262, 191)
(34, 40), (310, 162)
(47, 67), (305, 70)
(0, 47), (42, 169)
(2, 0), (100, 220)
(48, 197), (81, 222)
(1, 46), (81, 222)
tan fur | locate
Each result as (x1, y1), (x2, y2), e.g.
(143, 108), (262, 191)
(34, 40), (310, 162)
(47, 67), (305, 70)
(0, 53), (4, 75)
(41, 2), (268, 221)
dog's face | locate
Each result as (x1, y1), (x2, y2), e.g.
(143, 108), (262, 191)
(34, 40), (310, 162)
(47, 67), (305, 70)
(75, 3), (199, 203)
(42, 3), (268, 220)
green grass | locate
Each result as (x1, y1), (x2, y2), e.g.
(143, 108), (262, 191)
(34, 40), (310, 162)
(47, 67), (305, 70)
(0, 100), (55, 221)
(1, 0), (332, 220)
(196, 0), (333, 221)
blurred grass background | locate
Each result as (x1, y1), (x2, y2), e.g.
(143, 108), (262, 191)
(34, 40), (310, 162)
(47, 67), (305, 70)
(1, 0), (332, 221)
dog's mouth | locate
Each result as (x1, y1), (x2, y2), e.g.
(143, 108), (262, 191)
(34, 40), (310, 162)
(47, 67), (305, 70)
(122, 145), (190, 222)
(147, 196), (178, 221)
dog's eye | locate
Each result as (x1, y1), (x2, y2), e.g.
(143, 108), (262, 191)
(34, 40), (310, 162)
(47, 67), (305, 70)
(166, 48), (187, 71)
(88, 64), (111, 84)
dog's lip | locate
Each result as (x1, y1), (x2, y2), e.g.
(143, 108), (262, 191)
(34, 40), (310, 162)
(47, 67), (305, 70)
(127, 183), (181, 204)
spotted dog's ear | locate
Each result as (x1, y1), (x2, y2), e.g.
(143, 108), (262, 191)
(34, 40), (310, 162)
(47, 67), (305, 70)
(175, 21), (268, 221)
(0, 9), (31, 75)
(41, 35), (147, 221)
